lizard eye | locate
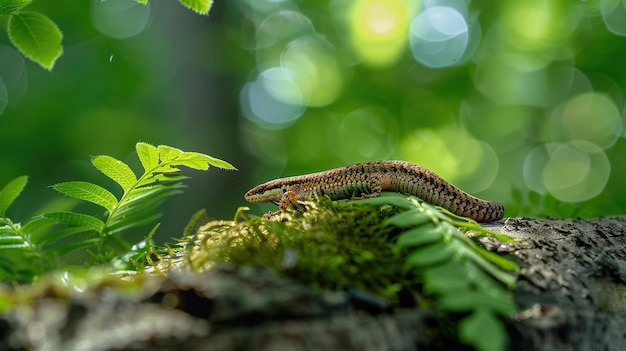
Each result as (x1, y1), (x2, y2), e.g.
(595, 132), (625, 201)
(257, 186), (266, 194)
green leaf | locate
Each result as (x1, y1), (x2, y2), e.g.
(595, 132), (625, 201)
(0, 0), (32, 15)
(396, 224), (443, 248)
(46, 235), (100, 256)
(383, 209), (431, 227)
(43, 212), (105, 232)
(136, 173), (187, 188)
(22, 216), (58, 242)
(175, 153), (211, 170)
(8, 12), (63, 70)
(136, 0), (147, 4)
(405, 241), (455, 267)
(158, 145), (183, 162)
(178, 0), (213, 15)
(35, 226), (92, 246)
(91, 155), (137, 193)
(203, 154), (237, 170)
(352, 192), (414, 210)
(0, 175), (27, 216)
(51, 181), (118, 213)
(177, 152), (237, 170)
(459, 309), (507, 351)
(462, 245), (518, 287)
(0, 234), (28, 246)
(137, 142), (159, 173)
(437, 290), (480, 312)
(423, 260), (470, 292)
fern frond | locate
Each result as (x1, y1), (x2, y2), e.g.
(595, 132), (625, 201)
(0, 143), (235, 282)
(353, 192), (517, 351)
(46, 142), (235, 264)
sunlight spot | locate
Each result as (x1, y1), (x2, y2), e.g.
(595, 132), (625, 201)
(409, 6), (470, 68)
(240, 79), (304, 130)
(549, 92), (621, 149)
(335, 107), (398, 162)
(345, 0), (418, 67)
(543, 141), (610, 202)
(91, 0), (151, 39)
(281, 35), (343, 107)
(601, 0), (626, 36)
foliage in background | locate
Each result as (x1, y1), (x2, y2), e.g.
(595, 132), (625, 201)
(234, 0), (626, 220)
(0, 0), (213, 70)
(0, 142), (235, 282)
(182, 193), (518, 351)
(4, 0), (626, 229)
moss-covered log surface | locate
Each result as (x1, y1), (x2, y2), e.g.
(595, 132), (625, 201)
(1, 204), (626, 350)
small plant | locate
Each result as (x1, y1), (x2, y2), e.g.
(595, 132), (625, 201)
(0, 142), (234, 282)
(355, 193), (517, 351)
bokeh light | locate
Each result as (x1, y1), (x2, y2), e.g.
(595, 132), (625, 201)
(398, 126), (498, 193)
(502, 1), (578, 50)
(281, 35), (343, 107)
(542, 141), (610, 202)
(0, 46), (27, 108)
(601, 0), (626, 36)
(409, 6), (470, 68)
(344, 0), (417, 67)
(549, 92), (622, 149)
(5, 0), (626, 229)
(240, 75), (305, 129)
(91, 0), (152, 39)
(334, 107), (398, 162)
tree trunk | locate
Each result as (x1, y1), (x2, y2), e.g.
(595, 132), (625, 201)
(2, 216), (626, 351)
(487, 216), (626, 351)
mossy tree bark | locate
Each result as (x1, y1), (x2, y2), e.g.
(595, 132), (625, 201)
(2, 217), (626, 351)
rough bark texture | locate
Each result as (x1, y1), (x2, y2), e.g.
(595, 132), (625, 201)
(1, 216), (626, 351)
(486, 216), (626, 351)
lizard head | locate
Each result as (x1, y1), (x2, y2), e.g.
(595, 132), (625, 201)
(244, 181), (285, 204)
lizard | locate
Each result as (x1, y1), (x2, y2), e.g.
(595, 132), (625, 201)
(244, 160), (504, 222)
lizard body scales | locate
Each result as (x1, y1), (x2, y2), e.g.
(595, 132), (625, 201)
(244, 160), (504, 222)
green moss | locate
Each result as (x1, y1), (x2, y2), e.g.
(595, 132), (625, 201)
(185, 198), (411, 302)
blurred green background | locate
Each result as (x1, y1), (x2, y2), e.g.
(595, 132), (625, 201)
(2, 0), (626, 241)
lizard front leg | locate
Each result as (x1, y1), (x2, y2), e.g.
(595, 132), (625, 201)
(263, 190), (298, 219)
